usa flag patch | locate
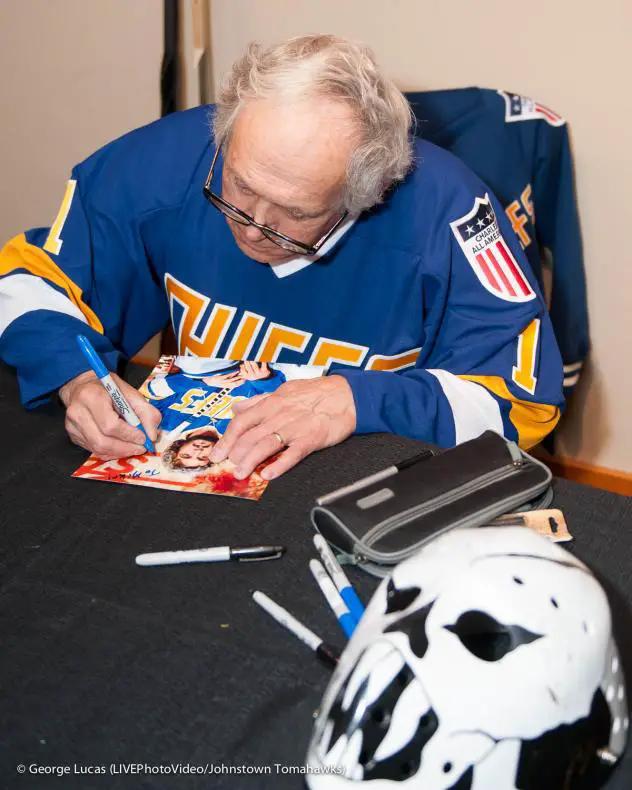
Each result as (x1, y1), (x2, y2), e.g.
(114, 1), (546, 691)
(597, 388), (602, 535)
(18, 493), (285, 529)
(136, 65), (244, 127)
(498, 90), (565, 127)
(450, 194), (536, 303)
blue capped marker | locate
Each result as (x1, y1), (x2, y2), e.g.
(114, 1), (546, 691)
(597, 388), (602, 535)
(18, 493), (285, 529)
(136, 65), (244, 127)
(309, 559), (356, 640)
(313, 534), (365, 626)
(76, 334), (155, 453)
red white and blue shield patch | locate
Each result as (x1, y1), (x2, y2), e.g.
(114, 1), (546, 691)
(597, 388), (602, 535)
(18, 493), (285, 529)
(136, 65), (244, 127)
(497, 90), (565, 127)
(450, 194), (536, 303)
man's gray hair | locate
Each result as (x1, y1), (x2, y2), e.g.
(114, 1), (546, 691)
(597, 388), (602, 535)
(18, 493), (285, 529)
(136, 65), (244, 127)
(213, 34), (414, 215)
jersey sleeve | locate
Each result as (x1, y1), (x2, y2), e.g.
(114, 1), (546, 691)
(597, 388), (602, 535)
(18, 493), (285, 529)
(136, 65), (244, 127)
(532, 119), (589, 396)
(0, 156), (170, 408)
(338, 189), (564, 450)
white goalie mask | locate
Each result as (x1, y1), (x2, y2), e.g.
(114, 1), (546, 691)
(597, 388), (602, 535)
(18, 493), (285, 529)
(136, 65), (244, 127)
(306, 526), (628, 790)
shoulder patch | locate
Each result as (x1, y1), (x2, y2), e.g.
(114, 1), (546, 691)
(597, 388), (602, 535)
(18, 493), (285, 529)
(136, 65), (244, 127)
(450, 194), (536, 303)
(497, 90), (565, 127)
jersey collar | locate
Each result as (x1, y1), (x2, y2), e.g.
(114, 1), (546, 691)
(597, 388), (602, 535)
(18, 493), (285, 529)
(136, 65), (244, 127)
(268, 214), (359, 279)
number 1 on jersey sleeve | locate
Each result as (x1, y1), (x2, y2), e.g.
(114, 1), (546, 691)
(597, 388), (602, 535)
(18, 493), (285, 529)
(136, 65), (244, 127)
(512, 318), (540, 395)
(44, 179), (77, 256)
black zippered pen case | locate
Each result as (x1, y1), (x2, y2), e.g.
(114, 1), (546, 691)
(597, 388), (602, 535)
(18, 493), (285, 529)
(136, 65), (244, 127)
(310, 431), (553, 577)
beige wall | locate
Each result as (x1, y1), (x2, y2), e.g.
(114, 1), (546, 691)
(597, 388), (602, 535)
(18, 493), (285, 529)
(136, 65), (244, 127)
(0, 0), (162, 239)
(210, 0), (632, 473)
(0, 0), (163, 360)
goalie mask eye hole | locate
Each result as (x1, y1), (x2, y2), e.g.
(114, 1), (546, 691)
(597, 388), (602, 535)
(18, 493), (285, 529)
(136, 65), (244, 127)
(386, 578), (422, 614)
(445, 610), (543, 662)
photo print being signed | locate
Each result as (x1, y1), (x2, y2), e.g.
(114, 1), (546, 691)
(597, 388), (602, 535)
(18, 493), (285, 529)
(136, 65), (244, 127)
(72, 356), (324, 500)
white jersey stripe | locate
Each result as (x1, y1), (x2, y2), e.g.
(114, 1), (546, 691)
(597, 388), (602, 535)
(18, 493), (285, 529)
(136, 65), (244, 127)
(563, 361), (583, 373)
(563, 373), (581, 388)
(0, 272), (88, 337)
(427, 368), (504, 444)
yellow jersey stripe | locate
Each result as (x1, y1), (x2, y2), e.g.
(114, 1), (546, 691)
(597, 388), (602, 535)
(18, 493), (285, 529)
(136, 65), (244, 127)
(460, 373), (560, 449)
(0, 233), (103, 333)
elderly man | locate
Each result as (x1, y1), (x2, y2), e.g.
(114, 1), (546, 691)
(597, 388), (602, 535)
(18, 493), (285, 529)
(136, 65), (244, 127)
(0, 35), (563, 480)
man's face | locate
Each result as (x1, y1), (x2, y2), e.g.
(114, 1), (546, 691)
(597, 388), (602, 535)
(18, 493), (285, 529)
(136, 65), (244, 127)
(221, 98), (358, 263)
(176, 438), (216, 468)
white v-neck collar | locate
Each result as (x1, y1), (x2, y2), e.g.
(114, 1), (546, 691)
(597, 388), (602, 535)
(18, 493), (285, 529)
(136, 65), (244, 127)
(267, 214), (358, 279)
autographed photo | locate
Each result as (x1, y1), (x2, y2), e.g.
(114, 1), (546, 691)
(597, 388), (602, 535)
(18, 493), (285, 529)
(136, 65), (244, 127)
(72, 356), (324, 500)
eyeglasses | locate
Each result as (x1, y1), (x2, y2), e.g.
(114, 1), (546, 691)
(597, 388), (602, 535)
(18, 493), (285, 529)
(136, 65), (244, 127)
(203, 145), (349, 256)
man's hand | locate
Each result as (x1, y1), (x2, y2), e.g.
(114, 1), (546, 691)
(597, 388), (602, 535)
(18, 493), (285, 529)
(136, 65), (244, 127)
(209, 375), (356, 479)
(59, 370), (161, 460)
(201, 371), (244, 389)
(239, 360), (271, 381)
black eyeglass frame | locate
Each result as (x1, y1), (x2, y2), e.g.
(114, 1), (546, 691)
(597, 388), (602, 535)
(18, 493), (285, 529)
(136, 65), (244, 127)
(203, 144), (349, 256)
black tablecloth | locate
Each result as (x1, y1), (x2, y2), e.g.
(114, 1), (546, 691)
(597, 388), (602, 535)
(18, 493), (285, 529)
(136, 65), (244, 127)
(1, 363), (631, 790)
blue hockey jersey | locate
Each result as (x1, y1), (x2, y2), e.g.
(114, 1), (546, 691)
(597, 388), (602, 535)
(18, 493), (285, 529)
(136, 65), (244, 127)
(0, 105), (563, 449)
(406, 88), (587, 395)
(144, 365), (286, 435)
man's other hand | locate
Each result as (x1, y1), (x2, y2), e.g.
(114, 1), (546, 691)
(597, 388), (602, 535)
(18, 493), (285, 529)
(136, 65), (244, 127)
(239, 360), (271, 380)
(209, 375), (356, 479)
(59, 371), (161, 460)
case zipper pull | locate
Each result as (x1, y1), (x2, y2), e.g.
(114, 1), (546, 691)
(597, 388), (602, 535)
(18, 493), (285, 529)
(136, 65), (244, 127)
(507, 441), (524, 467)
(339, 552), (365, 566)
(333, 550), (360, 566)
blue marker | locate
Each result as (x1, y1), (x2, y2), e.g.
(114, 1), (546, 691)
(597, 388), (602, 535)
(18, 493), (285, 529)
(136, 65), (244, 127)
(76, 335), (155, 453)
(309, 559), (356, 640)
(313, 534), (365, 625)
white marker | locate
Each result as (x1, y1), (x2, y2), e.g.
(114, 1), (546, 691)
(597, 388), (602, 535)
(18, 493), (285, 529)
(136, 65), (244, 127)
(252, 591), (339, 668)
(309, 559), (356, 639)
(135, 545), (284, 566)
(313, 534), (365, 624)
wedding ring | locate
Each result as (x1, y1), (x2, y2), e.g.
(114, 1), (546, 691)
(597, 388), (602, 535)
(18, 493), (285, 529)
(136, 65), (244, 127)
(272, 431), (285, 446)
